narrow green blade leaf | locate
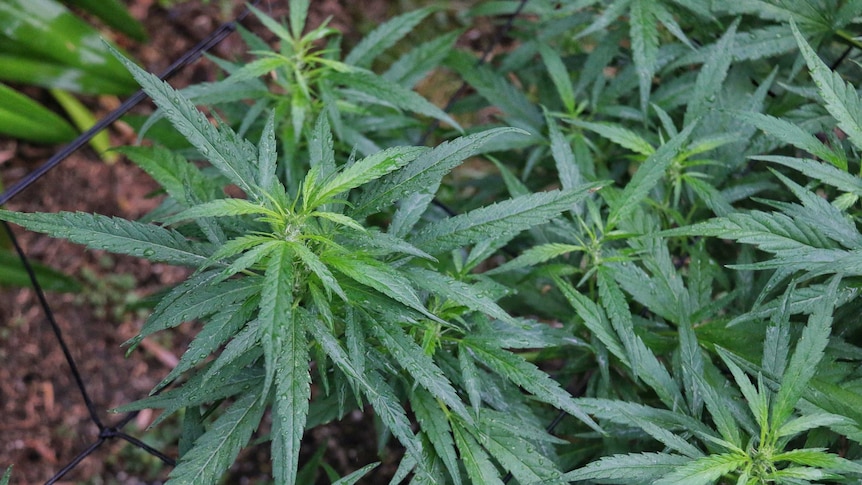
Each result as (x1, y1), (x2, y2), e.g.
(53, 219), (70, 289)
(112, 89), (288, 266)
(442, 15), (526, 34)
(607, 122), (695, 228)
(410, 388), (462, 485)
(562, 453), (690, 483)
(108, 45), (258, 197)
(405, 267), (516, 324)
(327, 254), (442, 323)
(572, 120), (655, 156)
(354, 128), (526, 218)
(630, 0), (660, 112)
(465, 339), (602, 433)
(772, 275), (840, 429)
(370, 314), (470, 421)
(259, 244), (295, 399)
(310, 146), (428, 208)
(344, 6), (436, 68)
(410, 182), (605, 255)
(684, 20), (737, 126)
(452, 422), (504, 485)
(272, 306), (311, 485)
(167, 390), (266, 483)
(653, 453), (748, 485)
(792, 21), (862, 151)
(0, 210), (212, 267)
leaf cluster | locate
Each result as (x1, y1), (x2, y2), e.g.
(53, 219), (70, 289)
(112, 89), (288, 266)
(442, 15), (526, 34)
(8, 0), (862, 483)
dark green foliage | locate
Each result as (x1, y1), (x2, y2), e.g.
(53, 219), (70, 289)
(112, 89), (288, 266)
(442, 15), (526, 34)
(6, 0), (862, 483)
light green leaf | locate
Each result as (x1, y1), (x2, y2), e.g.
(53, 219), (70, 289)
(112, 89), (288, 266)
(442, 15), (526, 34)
(167, 390), (266, 484)
(629, 0), (660, 112)
(309, 146), (428, 208)
(572, 120), (655, 156)
(410, 182), (605, 255)
(331, 70), (462, 131)
(405, 267), (516, 324)
(757, 155), (862, 196)
(162, 198), (279, 225)
(258, 110), (278, 192)
(562, 452), (690, 483)
(792, 21), (862, 151)
(486, 243), (582, 275)
(327, 253), (444, 324)
(288, 0), (309, 38)
(736, 112), (846, 170)
(108, 45), (259, 197)
(538, 42), (575, 113)
(354, 128), (526, 218)
(345, 6), (436, 68)
(384, 30), (461, 87)
(772, 275), (839, 429)
(465, 338), (602, 433)
(684, 20), (737, 126)
(369, 314), (470, 421)
(452, 421), (503, 485)
(271, 303), (311, 485)
(332, 462), (381, 485)
(259, 244), (295, 399)
(653, 453), (747, 485)
(607, 122), (695, 228)
(0, 210), (213, 267)
(410, 388), (462, 485)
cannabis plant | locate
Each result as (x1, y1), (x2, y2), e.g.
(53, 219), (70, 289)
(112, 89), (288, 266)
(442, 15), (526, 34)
(0, 16), (604, 482)
(8, 0), (862, 483)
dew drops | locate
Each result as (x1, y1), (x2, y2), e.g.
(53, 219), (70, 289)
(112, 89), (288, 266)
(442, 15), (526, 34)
(142, 248), (156, 257)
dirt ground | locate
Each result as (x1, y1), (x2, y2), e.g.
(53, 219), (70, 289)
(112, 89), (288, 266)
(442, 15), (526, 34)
(0, 0), (500, 483)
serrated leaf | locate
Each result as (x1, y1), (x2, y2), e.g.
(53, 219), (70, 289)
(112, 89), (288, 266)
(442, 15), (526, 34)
(327, 253), (443, 324)
(354, 128), (526, 218)
(410, 182), (605, 255)
(758, 155), (862, 196)
(405, 267), (515, 324)
(465, 338), (602, 433)
(384, 30), (461, 87)
(459, 344), (483, 417)
(258, 110), (278, 192)
(410, 388), (462, 485)
(167, 390), (266, 484)
(629, 0), (660, 113)
(607, 122), (694, 228)
(652, 453), (747, 485)
(772, 275), (839, 429)
(0, 210), (213, 267)
(330, 70), (462, 131)
(369, 313), (470, 421)
(538, 42), (576, 113)
(684, 20), (737, 126)
(792, 21), (862, 151)
(163, 198), (278, 225)
(155, 303), (248, 392)
(133, 276), (259, 349)
(572, 120), (655, 156)
(271, 304), (311, 485)
(486, 243), (582, 275)
(288, 0), (309, 38)
(452, 422), (504, 485)
(332, 462), (381, 485)
(736, 112), (845, 169)
(345, 6), (436, 68)
(305, 317), (426, 474)
(470, 417), (564, 483)
(108, 45), (258, 197)
(115, 145), (213, 208)
(562, 452), (690, 484)
(260, 244), (295, 399)
(777, 412), (849, 438)
(308, 146), (428, 208)
(547, 112), (583, 192)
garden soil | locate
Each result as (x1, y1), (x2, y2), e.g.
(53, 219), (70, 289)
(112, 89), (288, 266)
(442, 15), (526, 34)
(0, 1), (495, 483)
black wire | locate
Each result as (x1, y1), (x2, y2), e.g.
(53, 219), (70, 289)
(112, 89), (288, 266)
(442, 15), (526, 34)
(0, 0), (263, 207)
(0, 2), (261, 483)
(3, 221), (105, 429)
